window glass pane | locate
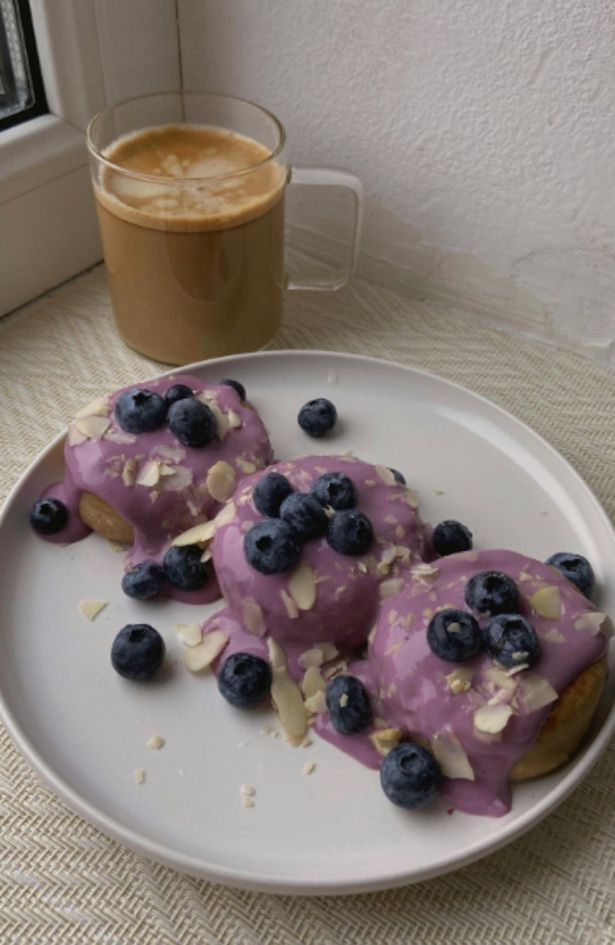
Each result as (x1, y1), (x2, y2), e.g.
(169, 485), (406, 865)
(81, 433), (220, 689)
(0, 0), (46, 129)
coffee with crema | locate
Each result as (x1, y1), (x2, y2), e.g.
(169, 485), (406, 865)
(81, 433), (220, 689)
(95, 124), (286, 364)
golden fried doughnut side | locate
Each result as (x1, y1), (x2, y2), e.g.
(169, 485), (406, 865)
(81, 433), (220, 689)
(510, 657), (607, 781)
(78, 491), (134, 545)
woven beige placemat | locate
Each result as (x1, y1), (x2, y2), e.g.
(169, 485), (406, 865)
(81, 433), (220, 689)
(0, 267), (614, 945)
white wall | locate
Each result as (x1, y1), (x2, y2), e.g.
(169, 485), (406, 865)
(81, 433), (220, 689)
(178, 0), (615, 363)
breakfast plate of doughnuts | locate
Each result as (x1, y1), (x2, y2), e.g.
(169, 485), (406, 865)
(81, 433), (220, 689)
(0, 350), (613, 894)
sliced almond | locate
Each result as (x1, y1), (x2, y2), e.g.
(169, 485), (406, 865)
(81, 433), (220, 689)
(205, 401), (229, 439)
(379, 578), (405, 599)
(121, 458), (137, 487)
(184, 629), (229, 672)
(280, 590), (299, 619)
(236, 457), (257, 475)
(319, 642), (339, 662)
(153, 445), (185, 463)
(301, 665), (326, 699)
(375, 464), (396, 486)
(103, 430), (137, 445)
(267, 639), (308, 744)
(543, 626), (566, 643)
(243, 600), (266, 636)
(369, 728), (402, 756)
(172, 519), (215, 547)
(298, 647), (324, 669)
(304, 690), (327, 715)
(175, 623), (202, 647)
(74, 397), (109, 419)
(240, 784), (255, 796)
(67, 422), (87, 446)
(528, 586), (562, 620)
(574, 611), (614, 636)
(516, 672), (558, 713)
(227, 409), (242, 429)
(214, 499), (237, 529)
(75, 415), (111, 440)
(147, 735), (165, 750)
(288, 563), (317, 611)
(78, 599), (107, 621)
(206, 461), (236, 502)
(445, 666), (474, 696)
(303, 761), (316, 775)
(432, 730), (475, 781)
(134, 768), (146, 785)
(473, 703), (513, 734)
(136, 460), (161, 487)
(411, 562), (439, 584)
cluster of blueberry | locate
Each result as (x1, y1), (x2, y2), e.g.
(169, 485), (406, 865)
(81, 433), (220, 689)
(243, 469), (376, 575)
(114, 377), (245, 446)
(121, 544), (211, 599)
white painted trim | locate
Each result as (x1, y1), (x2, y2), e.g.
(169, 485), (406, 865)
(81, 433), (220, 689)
(0, 0), (180, 316)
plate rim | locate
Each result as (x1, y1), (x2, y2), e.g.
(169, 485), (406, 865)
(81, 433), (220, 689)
(1, 347), (613, 895)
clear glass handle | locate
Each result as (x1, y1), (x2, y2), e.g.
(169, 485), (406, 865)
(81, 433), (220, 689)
(287, 166), (364, 291)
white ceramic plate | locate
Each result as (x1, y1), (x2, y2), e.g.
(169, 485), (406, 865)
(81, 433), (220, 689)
(1, 350), (613, 895)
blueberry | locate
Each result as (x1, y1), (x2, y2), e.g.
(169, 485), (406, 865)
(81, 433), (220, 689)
(380, 743), (442, 809)
(546, 552), (594, 598)
(279, 493), (327, 540)
(483, 613), (541, 669)
(298, 398), (337, 437)
(312, 472), (357, 510)
(432, 520), (473, 557)
(244, 519), (301, 574)
(464, 570), (520, 616)
(163, 544), (210, 590)
(253, 472), (294, 517)
(389, 468), (406, 485)
(218, 652), (272, 707)
(220, 378), (246, 401)
(121, 561), (166, 600)
(326, 510), (374, 555)
(29, 497), (68, 534)
(426, 608), (483, 662)
(111, 624), (165, 681)
(114, 388), (167, 434)
(164, 383), (193, 409)
(167, 397), (218, 448)
(325, 675), (372, 734)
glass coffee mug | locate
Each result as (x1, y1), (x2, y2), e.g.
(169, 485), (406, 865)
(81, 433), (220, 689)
(86, 92), (363, 365)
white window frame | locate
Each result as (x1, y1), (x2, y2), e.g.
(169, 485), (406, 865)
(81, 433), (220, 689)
(0, 0), (180, 316)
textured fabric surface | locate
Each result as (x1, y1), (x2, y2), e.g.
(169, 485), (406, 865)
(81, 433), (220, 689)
(0, 266), (614, 945)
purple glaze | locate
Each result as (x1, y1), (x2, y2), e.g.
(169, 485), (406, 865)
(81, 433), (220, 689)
(41, 373), (272, 602)
(364, 549), (609, 816)
(211, 455), (427, 648)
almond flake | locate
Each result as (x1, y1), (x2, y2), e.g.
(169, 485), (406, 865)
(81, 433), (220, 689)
(280, 590), (299, 619)
(104, 430), (137, 444)
(184, 629), (229, 672)
(175, 623), (202, 647)
(528, 586), (562, 620)
(206, 461), (236, 502)
(411, 563), (440, 584)
(380, 545), (398, 566)
(78, 599), (107, 621)
(236, 457), (257, 474)
(147, 735), (165, 750)
(298, 648), (324, 669)
(158, 463), (177, 477)
(107, 540), (129, 553)
(574, 611), (613, 636)
(301, 666), (326, 698)
(121, 458), (137, 487)
(242, 796), (254, 808)
(288, 563), (317, 611)
(357, 561), (368, 574)
(543, 626), (566, 643)
(379, 578), (405, 599)
(67, 422), (87, 446)
(206, 401), (229, 439)
(214, 499), (237, 529)
(304, 690), (327, 715)
(242, 600), (266, 636)
(516, 672), (558, 713)
(153, 445), (185, 463)
(134, 768), (146, 785)
(403, 490), (419, 509)
(455, 550), (480, 562)
(445, 667), (474, 695)
(319, 642), (339, 662)
(136, 460), (161, 487)
(172, 519), (215, 546)
(267, 639), (308, 744)
(369, 728), (402, 756)
(74, 397), (109, 419)
(339, 692), (349, 707)
(375, 464), (396, 486)
(240, 784), (255, 796)
(302, 761), (316, 775)
(75, 415), (111, 440)
(227, 409), (242, 429)
(432, 730), (475, 781)
(473, 703), (513, 734)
